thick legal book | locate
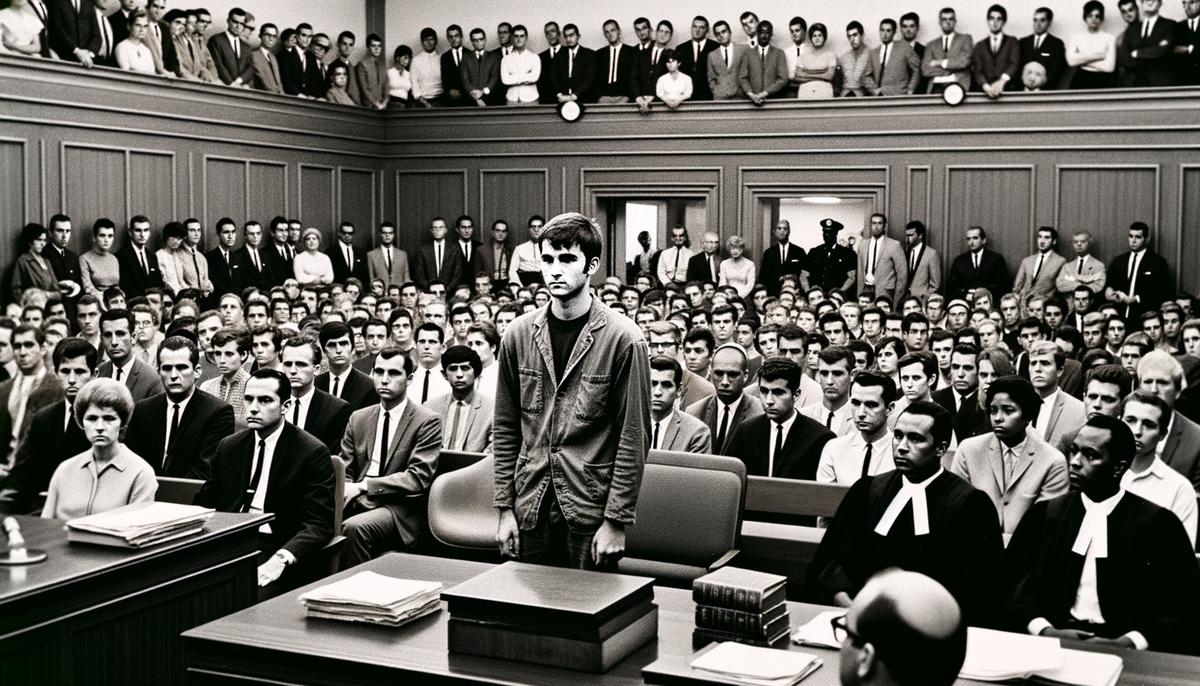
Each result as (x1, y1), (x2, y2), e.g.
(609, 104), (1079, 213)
(65, 502), (214, 548)
(692, 566), (787, 613)
(692, 608), (791, 649)
(644, 641), (823, 686)
(696, 601), (789, 636)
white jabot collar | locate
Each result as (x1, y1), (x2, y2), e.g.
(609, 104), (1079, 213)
(875, 468), (943, 536)
(1072, 490), (1124, 559)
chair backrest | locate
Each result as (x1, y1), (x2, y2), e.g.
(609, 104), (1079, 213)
(427, 453), (496, 550)
(744, 476), (850, 520)
(624, 450), (747, 566)
(156, 477), (204, 505)
(436, 450), (488, 478)
(331, 455), (346, 532)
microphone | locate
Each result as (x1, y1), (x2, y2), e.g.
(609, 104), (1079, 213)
(1, 516), (48, 565)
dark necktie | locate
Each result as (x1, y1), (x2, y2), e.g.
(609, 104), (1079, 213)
(1032, 253), (1045, 283)
(376, 410), (390, 476)
(190, 248), (201, 286)
(243, 438), (266, 512)
(384, 248), (392, 274)
(652, 421), (660, 451)
(332, 375), (340, 398)
(861, 444), (873, 478)
(164, 402), (181, 470)
(115, 366), (123, 382)
(773, 424), (784, 473)
(292, 400), (300, 427)
(421, 369), (430, 403)
(716, 404), (730, 450)
(826, 409), (834, 428)
(137, 248), (147, 275)
(1077, 257), (1085, 274)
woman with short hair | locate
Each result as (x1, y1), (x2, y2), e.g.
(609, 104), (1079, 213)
(293, 227), (334, 285)
(11, 223), (59, 299)
(324, 63), (356, 106)
(156, 221), (188, 295)
(115, 9), (158, 75)
(719, 235), (756, 298)
(79, 219), (121, 298)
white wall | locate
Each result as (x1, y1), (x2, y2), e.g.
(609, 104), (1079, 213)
(388, 0), (1192, 56)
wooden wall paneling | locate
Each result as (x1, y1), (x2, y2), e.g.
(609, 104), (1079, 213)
(338, 167), (377, 252)
(478, 169), (549, 246)
(944, 166), (1036, 271)
(128, 151), (177, 240)
(1179, 166), (1200, 296)
(60, 143), (127, 253)
(247, 161), (288, 224)
(0, 139), (27, 262)
(1054, 165), (1159, 267)
(906, 166), (932, 233)
(393, 169), (467, 255)
(298, 164), (336, 244)
(202, 156), (247, 247)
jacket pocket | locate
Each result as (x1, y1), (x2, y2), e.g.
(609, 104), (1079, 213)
(575, 374), (611, 421)
(518, 367), (543, 412)
(582, 460), (614, 500)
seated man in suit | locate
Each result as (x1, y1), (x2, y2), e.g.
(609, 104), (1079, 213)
(1119, 391), (1198, 545)
(0, 337), (95, 514)
(726, 357), (834, 479)
(950, 375), (1068, 535)
(315, 321), (379, 412)
(685, 343), (762, 456)
(931, 343), (988, 448)
(817, 371), (897, 485)
(97, 309), (164, 403)
(800, 345), (856, 436)
(1136, 351), (1200, 490)
(1004, 415), (1200, 653)
(648, 355), (711, 454)
(1027, 341), (1086, 447)
(809, 400), (1005, 626)
(648, 322), (713, 410)
(340, 348), (441, 567)
(427, 346), (493, 454)
(279, 336), (351, 454)
(124, 335), (235, 478)
(196, 369), (334, 590)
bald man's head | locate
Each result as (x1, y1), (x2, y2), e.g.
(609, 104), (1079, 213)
(840, 570), (966, 686)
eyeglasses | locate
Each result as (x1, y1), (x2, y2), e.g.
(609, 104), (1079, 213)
(830, 615), (863, 646)
(314, 43), (331, 51)
(262, 31), (278, 38)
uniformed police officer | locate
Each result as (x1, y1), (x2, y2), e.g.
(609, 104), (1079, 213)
(801, 218), (857, 296)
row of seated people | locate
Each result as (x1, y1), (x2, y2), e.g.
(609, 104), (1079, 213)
(2, 2), (1197, 109)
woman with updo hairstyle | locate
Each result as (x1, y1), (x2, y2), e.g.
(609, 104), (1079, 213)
(796, 23), (837, 99)
(11, 223), (58, 298)
(719, 235), (757, 298)
(293, 227), (334, 285)
(325, 63), (356, 105)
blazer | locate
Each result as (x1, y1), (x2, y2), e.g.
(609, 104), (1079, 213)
(1017, 356), (1085, 400)
(970, 34), (1021, 90)
(931, 386), (989, 445)
(685, 392), (763, 456)
(1105, 249), (1172, 321)
(428, 392), (494, 454)
(905, 244), (941, 301)
(922, 32), (974, 91)
(856, 235), (908, 305)
(205, 247), (240, 297)
(707, 42), (745, 99)
(251, 46), (284, 93)
(654, 409), (712, 454)
(1005, 492), (1200, 653)
(1019, 33), (1067, 88)
(1118, 17), (1178, 87)
(1054, 253), (1107, 296)
(737, 45), (789, 97)
(551, 45), (596, 101)
(279, 46), (307, 95)
(46, 0), (100, 61)
(1013, 251), (1067, 304)
(950, 430), (1069, 534)
(0, 401), (89, 515)
(341, 402), (441, 547)
(98, 358), (164, 403)
(149, 19), (177, 75)
(1179, 18), (1200, 86)
(125, 389), (235, 479)
(232, 245), (274, 291)
(678, 369), (716, 411)
(631, 45), (670, 98)
(11, 252), (59, 296)
(478, 242), (512, 286)
(946, 248), (1011, 303)
(1161, 410), (1200, 491)
(440, 47), (467, 99)
(315, 368), (379, 413)
(115, 243), (163, 295)
(459, 49), (500, 98)
(0, 373), (64, 470)
(685, 251), (721, 284)
(367, 246), (410, 286)
(1039, 390), (1087, 449)
(195, 424), (334, 562)
(862, 40), (921, 95)
(537, 46), (563, 103)
(172, 33), (208, 81)
(412, 240), (464, 292)
(759, 242), (807, 296)
(265, 242), (295, 284)
(44, 245), (82, 300)
(208, 32), (253, 85)
(355, 55), (389, 107)
(304, 56), (329, 99)
(326, 242), (369, 284)
(725, 411), (835, 480)
(673, 38), (719, 100)
(594, 43), (637, 99)
(299, 388), (352, 454)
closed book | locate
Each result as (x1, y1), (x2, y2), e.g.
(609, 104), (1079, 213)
(645, 642), (824, 686)
(693, 610), (791, 649)
(695, 602), (788, 636)
(447, 604), (658, 673)
(451, 597), (656, 642)
(692, 567), (787, 612)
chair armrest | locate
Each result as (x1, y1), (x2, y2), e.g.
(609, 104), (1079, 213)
(708, 548), (740, 572)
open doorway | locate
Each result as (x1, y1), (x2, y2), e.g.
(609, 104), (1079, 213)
(596, 197), (709, 282)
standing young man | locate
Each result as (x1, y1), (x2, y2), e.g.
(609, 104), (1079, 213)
(494, 213), (650, 570)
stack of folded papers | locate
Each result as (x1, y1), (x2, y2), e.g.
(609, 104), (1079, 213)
(299, 571), (443, 627)
(790, 609), (846, 649)
(960, 628), (1123, 686)
(66, 502), (214, 548)
(687, 642), (823, 686)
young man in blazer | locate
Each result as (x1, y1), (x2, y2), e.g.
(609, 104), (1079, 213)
(903, 221), (940, 303)
(931, 344), (988, 448)
(1018, 8), (1067, 89)
(251, 23), (284, 94)
(737, 20), (788, 105)
(922, 7), (974, 92)
(1055, 231), (1106, 298)
(686, 344), (763, 455)
(314, 321), (379, 413)
(1117, 0), (1178, 87)
(759, 219), (806, 296)
(232, 220), (274, 292)
(863, 18), (922, 95)
(649, 356), (711, 454)
(1026, 341), (1086, 448)
(970, 5), (1021, 96)
(327, 222), (369, 285)
(340, 348), (441, 567)
(707, 20), (744, 100)
(366, 222), (410, 288)
(674, 15), (718, 100)
(116, 215), (163, 296)
(97, 309), (164, 403)
(1013, 227), (1067, 308)
(1105, 222), (1171, 322)
(595, 19), (636, 103)
(196, 368), (334, 590)
(207, 7), (253, 86)
(412, 217), (464, 293)
(426, 346), (493, 454)
(460, 27), (500, 107)
(857, 213), (909, 308)
(477, 220), (512, 293)
(46, 0), (101, 65)
(279, 336), (351, 455)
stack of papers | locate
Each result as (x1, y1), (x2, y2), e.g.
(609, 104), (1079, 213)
(689, 642), (822, 686)
(960, 628), (1122, 686)
(790, 610), (845, 649)
(299, 571), (443, 627)
(66, 502), (214, 548)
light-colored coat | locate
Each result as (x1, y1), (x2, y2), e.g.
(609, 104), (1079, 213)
(427, 391), (494, 454)
(1038, 390), (1087, 450)
(862, 40), (922, 95)
(922, 32), (974, 91)
(251, 46), (284, 93)
(366, 245), (410, 286)
(1054, 253), (1107, 296)
(856, 235), (909, 305)
(655, 409), (712, 454)
(905, 243), (941, 302)
(1013, 251), (1067, 304)
(707, 42), (745, 99)
(950, 429), (1068, 534)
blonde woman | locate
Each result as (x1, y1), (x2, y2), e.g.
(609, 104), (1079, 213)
(718, 235), (756, 298)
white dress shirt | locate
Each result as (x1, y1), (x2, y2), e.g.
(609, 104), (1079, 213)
(875, 468), (943, 536)
(801, 399), (853, 435)
(367, 400), (406, 478)
(1033, 388), (1060, 442)
(410, 50), (443, 99)
(500, 48), (541, 102)
(162, 389), (195, 459)
(766, 410), (799, 477)
(509, 240), (542, 280)
(816, 429), (895, 485)
(656, 245), (694, 285)
(1122, 457), (1198, 547)
(247, 422), (284, 517)
(288, 387), (315, 429)
(328, 368), (352, 400)
(476, 362), (498, 400)
(407, 366), (450, 404)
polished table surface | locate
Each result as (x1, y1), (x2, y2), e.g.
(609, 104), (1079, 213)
(183, 553), (1200, 686)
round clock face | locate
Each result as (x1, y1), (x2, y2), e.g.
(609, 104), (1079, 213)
(559, 101), (582, 122)
(942, 83), (966, 107)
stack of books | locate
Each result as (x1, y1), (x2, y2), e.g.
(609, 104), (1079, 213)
(442, 561), (658, 673)
(299, 571), (443, 627)
(692, 567), (790, 648)
(66, 502), (214, 548)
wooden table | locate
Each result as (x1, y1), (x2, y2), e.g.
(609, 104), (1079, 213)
(183, 552), (1200, 685)
(1, 512), (269, 685)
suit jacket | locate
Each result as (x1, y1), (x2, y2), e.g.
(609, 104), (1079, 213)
(172, 33), (208, 81)
(1105, 249), (1172, 322)
(759, 242), (807, 295)
(707, 42), (745, 99)
(355, 55), (389, 107)
(326, 242), (369, 284)
(116, 242), (163, 294)
(537, 46), (563, 103)
(106, 8), (133, 52)
(98, 358), (164, 403)
(685, 251), (721, 284)
(232, 245), (274, 291)
(1019, 33), (1067, 88)
(594, 43), (637, 99)
(673, 38), (718, 100)
(315, 368), (379, 413)
(737, 45), (788, 97)
(195, 424), (334, 562)
(631, 45), (670, 98)
(905, 244), (941, 301)
(0, 401), (89, 515)
(44, 245), (82, 301)
(299, 388), (352, 454)
(856, 235), (908, 305)
(412, 240), (464, 292)
(655, 409), (712, 454)
(478, 242), (512, 286)
(205, 247), (240, 297)
(863, 40), (921, 95)
(341, 402), (441, 547)
(208, 31), (253, 85)
(0, 372), (63, 468)
(1178, 18), (1200, 86)
(950, 430), (1069, 534)
(460, 49), (500, 98)
(932, 386), (989, 445)
(428, 392), (493, 453)
(947, 248), (1010, 303)
(1005, 492), (1200, 653)
(125, 389), (235, 479)
(279, 46), (308, 95)
(46, 0), (100, 61)
(1039, 390), (1087, 449)
(367, 246), (410, 286)
(148, 19), (176, 75)
(685, 392), (763, 456)
(440, 47), (467, 101)
(922, 32), (974, 91)
(304, 55), (329, 99)
(551, 45), (596, 101)
(1118, 17), (1178, 87)
(1013, 251), (1067, 304)
(252, 46), (284, 93)
(725, 412), (834, 480)
(1017, 356), (1084, 400)
(678, 369), (716, 411)
(971, 34), (1021, 90)
(1054, 254), (1107, 296)
(1161, 410), (1200, 491)
(265, 242), (295, 284)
